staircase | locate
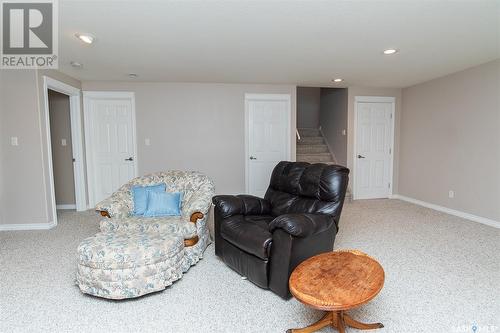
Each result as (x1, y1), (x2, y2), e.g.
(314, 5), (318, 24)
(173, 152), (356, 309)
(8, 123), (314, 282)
(296, 128), (337, 164)
(296, 128), (352, 201)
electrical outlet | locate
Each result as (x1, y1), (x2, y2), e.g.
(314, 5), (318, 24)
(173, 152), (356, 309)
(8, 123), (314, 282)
(448, 190), (455, 199)
(10, 137), (18, 146)
(145, 138), (151, 146)
(61, 139), (67, 146)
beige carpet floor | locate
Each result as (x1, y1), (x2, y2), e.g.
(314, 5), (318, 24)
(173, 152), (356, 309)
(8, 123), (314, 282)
(1, 199), (499, 333)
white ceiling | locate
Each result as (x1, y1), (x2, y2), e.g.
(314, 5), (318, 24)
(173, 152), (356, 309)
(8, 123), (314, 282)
(59, 0), (500, 87)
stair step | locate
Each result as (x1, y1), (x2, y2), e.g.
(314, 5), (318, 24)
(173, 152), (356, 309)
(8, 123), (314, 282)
(298, 136), (324, 145)
(297, 153), (333, 163)
(297, 145), (329, 154)
(298, 128), (321, 137)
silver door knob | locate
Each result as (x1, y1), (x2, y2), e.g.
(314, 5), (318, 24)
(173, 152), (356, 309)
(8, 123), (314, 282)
(249, 156), (257, 160)
(125, 157), (134, 161)
(357, 155), (365, 159)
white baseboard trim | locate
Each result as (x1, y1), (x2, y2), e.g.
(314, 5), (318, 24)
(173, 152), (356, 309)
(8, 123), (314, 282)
(0, 221), (56, 231)
(56, 204), (76, 210)
(391, 194), (500, 229)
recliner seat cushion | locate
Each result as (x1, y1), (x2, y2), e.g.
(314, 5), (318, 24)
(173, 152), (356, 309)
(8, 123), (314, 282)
(220, 215), (274, 260)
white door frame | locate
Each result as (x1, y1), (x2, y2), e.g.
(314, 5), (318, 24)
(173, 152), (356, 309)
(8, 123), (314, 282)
(42, 76), (87, 224)
(244, 93), (291, 194)
(83, 91), (138, 207)
(352, 96), (395, 200)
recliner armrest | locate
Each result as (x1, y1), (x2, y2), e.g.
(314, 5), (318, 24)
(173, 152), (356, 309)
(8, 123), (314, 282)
(269, 213), (335, 238)
(212, 195), (272, 219)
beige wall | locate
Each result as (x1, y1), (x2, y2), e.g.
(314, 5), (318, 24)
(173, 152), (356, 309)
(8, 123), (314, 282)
(0, 70), (48, 225)
(1, 73), (294, 226)
(81, 81), (297, 195)
(297, 87), (320, 128)
(0, 69), (81, 226)
(3, 61), (497, 226)
(319, 88), (348, 166)
(347, 86), (402, 193)
(48, 90), (76, 205)
(399, 60), (500, 221)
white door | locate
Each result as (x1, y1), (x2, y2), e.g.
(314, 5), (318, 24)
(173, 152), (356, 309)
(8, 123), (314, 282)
(245, 94), (291, 197)
(354, 97), (394, 200)
(84, 92), (137, 205)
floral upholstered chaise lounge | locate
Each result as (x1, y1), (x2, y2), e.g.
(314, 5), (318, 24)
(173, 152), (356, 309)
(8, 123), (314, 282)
(76, 170), (214, 299)
(95, 170), (215, 268)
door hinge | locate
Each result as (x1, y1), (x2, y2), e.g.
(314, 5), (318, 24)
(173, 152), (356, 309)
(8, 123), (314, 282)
(390, 113), (393, 119)
(388, 182), (391, 189)
(389, 148), (392, 154)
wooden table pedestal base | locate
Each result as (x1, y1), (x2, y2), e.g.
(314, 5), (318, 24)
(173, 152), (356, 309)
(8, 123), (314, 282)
(287, 311), (383, 333)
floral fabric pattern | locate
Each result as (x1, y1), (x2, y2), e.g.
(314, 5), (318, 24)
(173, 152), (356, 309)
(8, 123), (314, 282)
(76, 232), (185, 299)
(99, 216), (197, 239)
(95, 171), (214, 220)
(79, 171), (215, 299)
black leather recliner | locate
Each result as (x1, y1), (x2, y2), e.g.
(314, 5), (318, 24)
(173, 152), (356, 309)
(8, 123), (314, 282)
(212, 161), (349, 299)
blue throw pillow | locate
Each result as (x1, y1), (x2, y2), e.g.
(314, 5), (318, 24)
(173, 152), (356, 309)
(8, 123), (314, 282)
(143, 191), (183, 217)
(131, 183), (166, 216)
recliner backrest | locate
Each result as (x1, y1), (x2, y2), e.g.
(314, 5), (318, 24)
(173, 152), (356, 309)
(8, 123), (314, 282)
(264, 161), (349, 220)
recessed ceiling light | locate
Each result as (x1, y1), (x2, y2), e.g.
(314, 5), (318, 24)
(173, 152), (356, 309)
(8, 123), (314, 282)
(332, 78), (343, 83)
(383, 48), (398, 55)
(75, 33), (95, 44)
(70, 61), (83, 69)
(128, 73), (138, 78)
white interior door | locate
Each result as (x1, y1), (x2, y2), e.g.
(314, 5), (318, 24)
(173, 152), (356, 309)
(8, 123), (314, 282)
(246, 94), (291, 198)
(354, 97), (394, 200)
(84, 92), (137, 206)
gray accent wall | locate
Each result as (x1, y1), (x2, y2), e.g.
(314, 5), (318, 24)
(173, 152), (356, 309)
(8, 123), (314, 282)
(81, 81), (297, 196)
(319, 88), (348, 166)
(297, 87), (320, 128)
(399, 59), (500, 221)
(48, 90), (76, 206)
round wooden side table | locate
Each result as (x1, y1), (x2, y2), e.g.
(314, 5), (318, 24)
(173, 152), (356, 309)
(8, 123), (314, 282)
(287, 250), (385, 333)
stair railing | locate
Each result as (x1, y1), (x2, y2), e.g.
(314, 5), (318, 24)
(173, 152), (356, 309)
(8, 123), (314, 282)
(296, 129), (301, 141)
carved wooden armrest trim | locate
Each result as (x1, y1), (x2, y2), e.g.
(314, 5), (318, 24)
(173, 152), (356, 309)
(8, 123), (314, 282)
(99, 210), (111, 218)
(184, 236), (199, 247)
(184, 212), (204, 247)
(190, 212), (204, 224)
